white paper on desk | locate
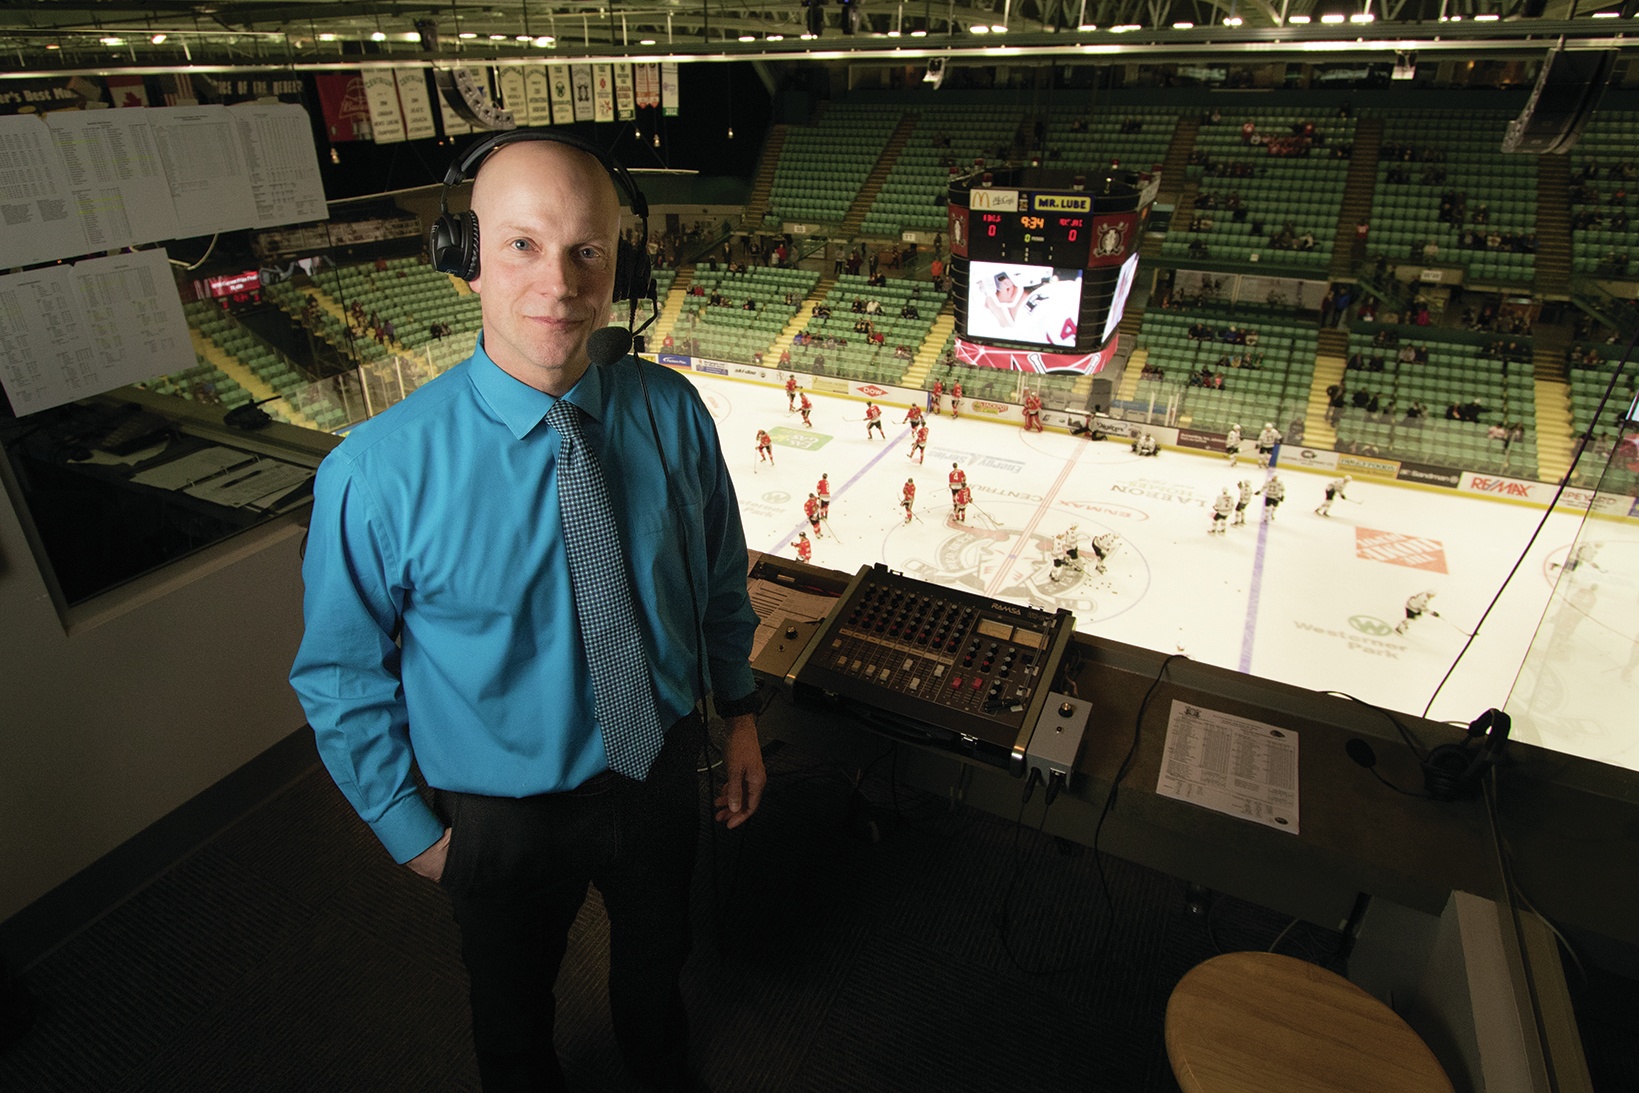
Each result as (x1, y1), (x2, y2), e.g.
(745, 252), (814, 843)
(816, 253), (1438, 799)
(747, 579), (839, 664)
(1156, 699), (1299, 833)
(184, 459), (313, 509)
(130, 446), (254, 491)
(228, 103), (328, 229)
(148, 105), (257, 237)
(46, 109), (181, 251)
(0, 114), (92, 267)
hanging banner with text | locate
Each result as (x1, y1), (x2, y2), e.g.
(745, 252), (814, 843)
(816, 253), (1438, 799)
(661, 62), (679, 116)
(593, 64), (615, 122)
(394, 68), (437, 141)
(614, 64), (636, 120)
(523, 65), (552, 126)
(361, 69), (406, 144)
(549, 64), (575, 125)
(570, 66), (594, 122)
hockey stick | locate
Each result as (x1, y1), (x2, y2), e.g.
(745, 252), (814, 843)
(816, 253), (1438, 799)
(821, 515), (843, 542)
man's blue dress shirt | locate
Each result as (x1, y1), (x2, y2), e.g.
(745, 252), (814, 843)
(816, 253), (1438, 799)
(289, 338), (759, 863)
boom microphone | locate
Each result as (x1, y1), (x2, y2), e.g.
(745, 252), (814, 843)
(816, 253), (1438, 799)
(587, 325), (634, 367)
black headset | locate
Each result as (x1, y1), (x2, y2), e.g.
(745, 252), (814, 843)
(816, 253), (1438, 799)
(427, 128), (653, 303)
(1420, 707), (1511, 802)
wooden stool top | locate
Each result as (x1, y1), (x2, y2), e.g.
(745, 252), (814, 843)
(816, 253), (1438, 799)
(1165, 951), (1454, 1093)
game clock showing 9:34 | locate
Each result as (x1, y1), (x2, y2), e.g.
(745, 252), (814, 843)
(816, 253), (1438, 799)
(969, 205), (1091, 267)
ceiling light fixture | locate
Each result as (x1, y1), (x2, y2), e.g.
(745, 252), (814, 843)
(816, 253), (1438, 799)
(1173, 20), (1194, 28)
(1288, 13), (1311, 22)
(101, 36), (124, 46)
(458, 31), (477, 38)
(1350, 12), (1375, 22)
(1320, 13), (1346, 23)
(738, 34), (755, 41)
(1224, 15), (1243, 25)
(990, 24), (1008, 32)
(535, 35), (554, 46)
(1473, 12), (1499, 19)
(370, 30), (386, 41)
(1110, 23), (1142, 32)
(150, 33), (167, 44)
(1078, 22), (1098, 30)
(970, 24), (991, 33)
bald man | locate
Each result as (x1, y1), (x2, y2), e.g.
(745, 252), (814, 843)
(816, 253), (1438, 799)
(292, 137), (763, 1092)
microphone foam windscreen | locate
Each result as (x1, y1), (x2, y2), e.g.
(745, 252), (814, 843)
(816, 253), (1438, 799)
(1344, 738), (1378, 769)
(587, 326), (634, 367)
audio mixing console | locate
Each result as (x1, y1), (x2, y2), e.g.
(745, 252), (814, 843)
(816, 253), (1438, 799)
(786, 564), (1076, 772)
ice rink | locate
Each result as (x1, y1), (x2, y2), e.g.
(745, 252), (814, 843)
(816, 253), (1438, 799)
(683, 370), (1639, 773)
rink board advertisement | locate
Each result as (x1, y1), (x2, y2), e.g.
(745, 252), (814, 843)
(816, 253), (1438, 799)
(1174, 428), (1222, 453)
(1283, 447), (1340, 472)
(1336, 453), (1402, 479)
(1396, 461), (1462, 488)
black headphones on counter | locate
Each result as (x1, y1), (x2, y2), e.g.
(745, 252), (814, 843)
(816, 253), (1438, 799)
(1346, 706), (1511, 802)
(427, 128), (653, 303)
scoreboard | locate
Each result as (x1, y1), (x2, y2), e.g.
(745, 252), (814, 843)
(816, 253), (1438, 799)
(967, 190), (1095, 267)
(949, 167), (1151, 374)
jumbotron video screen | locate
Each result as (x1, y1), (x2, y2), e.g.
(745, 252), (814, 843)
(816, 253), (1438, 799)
(947, 167), (1154, 374)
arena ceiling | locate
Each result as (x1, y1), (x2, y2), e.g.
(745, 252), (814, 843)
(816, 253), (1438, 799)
(0, 0), (1635, 76)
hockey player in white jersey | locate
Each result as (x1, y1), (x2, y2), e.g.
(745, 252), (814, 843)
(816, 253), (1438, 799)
(1316, 474), (1352, 516)
(1210, 487), (1235, 534)
(1256, 474), (1286, 521)
(1049, 530), (1070, 581)
(1395, 590), (1439, 634)
(1065, 524), (1084, 572)
(1256, 422), (1282, 467)
(1225, 423), (1243, 466)
(1091, 532), (1120, 573)
(1233, 479), (1253, 525)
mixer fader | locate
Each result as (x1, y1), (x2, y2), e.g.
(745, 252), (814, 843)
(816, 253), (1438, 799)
(786, 564), (1076, 772)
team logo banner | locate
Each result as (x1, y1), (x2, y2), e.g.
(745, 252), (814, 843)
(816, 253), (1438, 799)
(1355, 528), (1448, 573)
(953, 334), (1117, 376)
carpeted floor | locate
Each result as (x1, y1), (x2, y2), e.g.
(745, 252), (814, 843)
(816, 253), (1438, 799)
(0, 731), (1422, 1093)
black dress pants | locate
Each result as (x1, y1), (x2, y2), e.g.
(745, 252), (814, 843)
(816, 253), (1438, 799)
(435, 719), (700, 1092)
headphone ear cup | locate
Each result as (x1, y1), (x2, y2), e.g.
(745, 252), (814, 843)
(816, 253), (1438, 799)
(429, 210), (480, 281)
(613, 239), (651, 303)
(1422, 742), (1477, 802)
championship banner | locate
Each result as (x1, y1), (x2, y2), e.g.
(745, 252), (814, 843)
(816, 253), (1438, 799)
(548, 64), (575, 125)
(661, 62), (679, 116)
(570, 66), (594, 122)
(592, 64), (615, 122)
(434, 74), (472, 136)
(497, 66), (528, 118)
(523, 65), (552, 126)
(394, 68), (437, 141)
(952, 334), (1117, 376)
(637, 64), (660, 108)
(361, 69), (407, 143)
(315, 73), (370, 142)
(613, 64), (636, 121)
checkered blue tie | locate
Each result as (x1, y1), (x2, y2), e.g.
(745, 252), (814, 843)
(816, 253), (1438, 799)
(546, 398), (666, 780)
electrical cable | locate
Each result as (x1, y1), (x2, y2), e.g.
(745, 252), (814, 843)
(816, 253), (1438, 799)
(1423, 323), (1639, 720)
(1323, 689), (1432, 760)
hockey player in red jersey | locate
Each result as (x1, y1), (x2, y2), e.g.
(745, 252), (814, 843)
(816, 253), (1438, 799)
(1022, 389), (1044, 432)
(950, 382), (964, 419)
(908, 423), (929, 463)
(803, 493), (824, 537)
(799, 391), (813, 428)
(864, 401), (885, 440)
(948, 462), (967, 504)
(899, 479), (917, 523)
(930, 378), (945, 415)
(785, 372), (798, 411)
(790, 531), (812, 563)
(755, 428), (774, 465)
(902, 402), (925, 427)
(953, 484), (972, 523)
(816, 472), (831, 516)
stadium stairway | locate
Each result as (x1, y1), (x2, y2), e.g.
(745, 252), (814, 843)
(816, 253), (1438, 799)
(1534, 154), (1573, 300)
(651, 268), (694, 348)
(1157, 115), (1201, 207)
(903, 306), (955, 390)
(1109, 305), (1148, 402)
(767, 274), (835, 364)
(741, 125), (788, 231)
(1330, 117), (1383, 281)
(1304, 327), (1347, 449)
(1531, 322), (1576, 482)
(840, 114), (919, 238)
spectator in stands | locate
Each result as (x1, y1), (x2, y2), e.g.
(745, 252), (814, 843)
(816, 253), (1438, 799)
(1352, 389), (1372, 410)
(893, 345), (913, 360)
(743, 299), (757, 311)
(851, 298), (866, 314)
(1326, 384), (1347, 426)
(779, 349), (791, 367)
(813, 303), (832, 320)
(661, 333), (674, 350)
(900, 302), (920, 320)
(865, 298), (882, 315)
